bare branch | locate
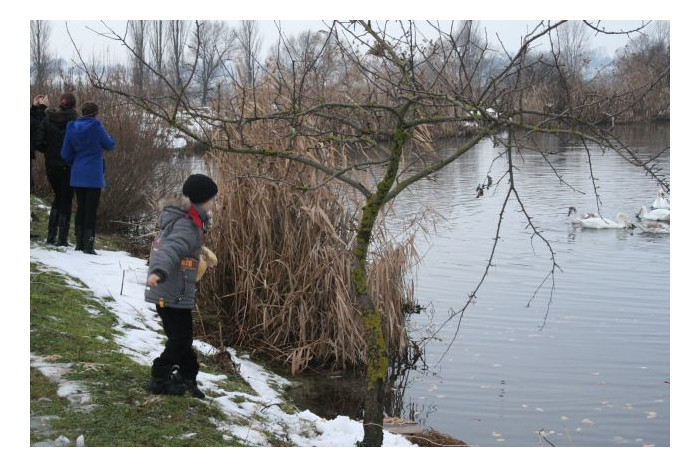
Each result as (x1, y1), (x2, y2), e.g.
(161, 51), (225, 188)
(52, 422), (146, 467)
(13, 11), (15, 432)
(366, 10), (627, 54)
(582, 20), (651, 36)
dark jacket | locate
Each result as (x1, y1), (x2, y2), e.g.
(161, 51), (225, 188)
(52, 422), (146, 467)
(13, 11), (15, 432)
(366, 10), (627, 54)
(35, 107), (79, 169)
(145, 196), (209, 309)
(30, 104), (47, 158)
(61, 116), (115, 188)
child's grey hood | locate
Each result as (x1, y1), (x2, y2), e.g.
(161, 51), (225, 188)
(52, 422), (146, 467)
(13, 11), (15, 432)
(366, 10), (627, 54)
(157, 195), (191, 230)
(156, 195), (210, 230)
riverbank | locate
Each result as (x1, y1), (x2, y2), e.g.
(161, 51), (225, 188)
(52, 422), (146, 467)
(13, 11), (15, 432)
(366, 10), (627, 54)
(28, 195), (415, 447)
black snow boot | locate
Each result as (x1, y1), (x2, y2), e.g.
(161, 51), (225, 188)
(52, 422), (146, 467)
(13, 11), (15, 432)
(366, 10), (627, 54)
(150, 367), (187, 396)
(46, 209), (59, 244)
(184, 379), (206, 399)
(57, 215), (72, 247)
(74, 224), (84, 251)
(82, 229), (97, 255)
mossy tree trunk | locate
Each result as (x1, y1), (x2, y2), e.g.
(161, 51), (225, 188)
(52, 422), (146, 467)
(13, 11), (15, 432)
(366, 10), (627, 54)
(354, 124), (410, 447)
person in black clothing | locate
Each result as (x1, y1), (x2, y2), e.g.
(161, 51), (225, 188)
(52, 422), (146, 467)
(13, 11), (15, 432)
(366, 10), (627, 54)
(34, 93), (79, 246)
(30, 94), (49, 194)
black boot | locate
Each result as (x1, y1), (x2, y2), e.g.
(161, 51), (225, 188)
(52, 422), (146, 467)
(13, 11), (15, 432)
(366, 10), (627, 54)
(184, 379), (206, 399)
(82, 229), (97, 255)
(149, 375), (167, 394)
(150, 367), (187, 396)
(74, 224), (84, 251)
(46, 209), (59, 244)
(57, 215), (71, 247)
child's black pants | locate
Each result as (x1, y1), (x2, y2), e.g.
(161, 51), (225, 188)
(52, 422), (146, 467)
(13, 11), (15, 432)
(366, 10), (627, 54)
(151, 305), (199, 381)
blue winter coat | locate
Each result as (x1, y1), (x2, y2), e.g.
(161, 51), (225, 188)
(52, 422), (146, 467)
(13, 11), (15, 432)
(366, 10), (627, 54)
(61, 116), (115, 188)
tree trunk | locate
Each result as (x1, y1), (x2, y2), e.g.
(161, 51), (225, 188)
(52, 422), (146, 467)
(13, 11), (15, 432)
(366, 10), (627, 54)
(353, 207), (387, 447)
(355, 125), (408, 447)
(201, 83), (209, 106)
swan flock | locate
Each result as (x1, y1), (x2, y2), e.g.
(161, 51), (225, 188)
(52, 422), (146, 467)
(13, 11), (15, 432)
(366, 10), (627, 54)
(569, 188), (670, 234)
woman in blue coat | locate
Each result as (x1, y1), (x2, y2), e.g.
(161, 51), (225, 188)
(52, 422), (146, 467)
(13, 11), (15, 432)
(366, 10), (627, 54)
(61, 101), (115, 254)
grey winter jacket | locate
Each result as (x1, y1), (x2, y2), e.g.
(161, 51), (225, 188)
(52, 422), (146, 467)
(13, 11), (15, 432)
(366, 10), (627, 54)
(145, 196), (209, 309)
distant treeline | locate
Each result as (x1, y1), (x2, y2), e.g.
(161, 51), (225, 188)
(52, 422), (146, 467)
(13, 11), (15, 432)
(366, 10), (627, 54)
(31, 20), (670, 128)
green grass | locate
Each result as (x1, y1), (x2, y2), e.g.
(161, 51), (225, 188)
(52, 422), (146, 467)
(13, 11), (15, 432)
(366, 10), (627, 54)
(29, 194), (298, 447)
(30, 367), (69, 416)
(30, 262), (255, 446)
(265, 430), (295, 447)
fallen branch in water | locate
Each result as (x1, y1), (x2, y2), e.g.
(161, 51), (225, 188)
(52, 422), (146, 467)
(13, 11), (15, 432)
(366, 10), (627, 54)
(538, 429), (556, 447)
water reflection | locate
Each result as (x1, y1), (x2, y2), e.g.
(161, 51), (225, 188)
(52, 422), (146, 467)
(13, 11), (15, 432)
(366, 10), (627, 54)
(285, 373), (366, 421)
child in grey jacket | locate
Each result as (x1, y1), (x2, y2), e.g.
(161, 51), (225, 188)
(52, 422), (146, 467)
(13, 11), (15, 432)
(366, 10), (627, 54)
(145, 174), (218, 398)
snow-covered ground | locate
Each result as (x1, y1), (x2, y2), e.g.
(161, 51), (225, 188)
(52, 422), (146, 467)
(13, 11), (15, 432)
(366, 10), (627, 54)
(29, 244), (414, 447)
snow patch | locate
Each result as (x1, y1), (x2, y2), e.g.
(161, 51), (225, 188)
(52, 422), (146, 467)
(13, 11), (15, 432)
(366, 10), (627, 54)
(30, 244), (415, 447)
(32, 435), (86, 447)
(33, 435), (72, 447)
(30, 354), (91, 405)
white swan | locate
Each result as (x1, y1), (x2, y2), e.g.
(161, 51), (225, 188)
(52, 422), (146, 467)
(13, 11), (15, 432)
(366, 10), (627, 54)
(636, 221), (670, 234)
(637, 206), (670, 222)
(568, 206), (599, 225)
(652, 188), (670, 210)
(580, 212), (633, 229)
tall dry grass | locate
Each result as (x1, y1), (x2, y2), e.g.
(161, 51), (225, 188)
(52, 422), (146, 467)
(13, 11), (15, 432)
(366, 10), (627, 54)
(179, 69), (420, 375)
(197, 148), (415, 375)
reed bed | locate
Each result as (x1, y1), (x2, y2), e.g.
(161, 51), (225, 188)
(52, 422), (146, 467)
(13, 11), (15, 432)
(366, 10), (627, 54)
(197, 146), (415, 375)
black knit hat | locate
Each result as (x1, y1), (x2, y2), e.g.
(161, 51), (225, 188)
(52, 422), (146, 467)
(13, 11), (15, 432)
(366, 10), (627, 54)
(81, 101), (99, 117)
(182, 174), (218, 204)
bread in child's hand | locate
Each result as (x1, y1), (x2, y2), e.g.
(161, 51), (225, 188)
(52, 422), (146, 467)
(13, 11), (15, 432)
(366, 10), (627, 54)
(196, 246), (218, 281)
(201, 246), (218, 267)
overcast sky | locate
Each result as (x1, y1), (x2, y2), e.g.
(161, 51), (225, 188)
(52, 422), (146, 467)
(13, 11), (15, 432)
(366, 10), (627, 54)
(49, 19), (653, 66)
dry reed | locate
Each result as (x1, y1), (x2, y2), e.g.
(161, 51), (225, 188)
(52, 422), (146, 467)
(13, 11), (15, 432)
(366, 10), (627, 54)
(197, 145), (415, 375)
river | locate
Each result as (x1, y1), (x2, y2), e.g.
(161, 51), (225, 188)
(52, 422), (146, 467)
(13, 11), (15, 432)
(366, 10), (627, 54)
(288, 123), (670, 447)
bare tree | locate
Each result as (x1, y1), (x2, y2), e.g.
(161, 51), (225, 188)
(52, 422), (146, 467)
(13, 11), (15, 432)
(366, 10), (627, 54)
(451, 20), (493, 95)
(30, 20), (52, 88)
(554, 20), (591, 79)
(189, 20), (236, 106)
(234, 20), (262, 87)
(544, 20), (592, 113)
(167, 20), (190, 88)
(149, 20), (167, 91)
(609, 20), (670, 122)
(72, 19), (668, 447)
(129, 20), (147, 92)
(622, 20), (669, 57)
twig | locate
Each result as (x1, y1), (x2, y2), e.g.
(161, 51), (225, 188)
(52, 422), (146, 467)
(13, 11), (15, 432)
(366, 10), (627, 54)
(538, 429), (556, 447)
(432, 177), (512, 366)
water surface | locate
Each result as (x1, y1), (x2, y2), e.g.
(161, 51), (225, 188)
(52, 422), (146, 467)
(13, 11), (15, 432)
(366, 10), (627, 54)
(386, 124), (670, 446)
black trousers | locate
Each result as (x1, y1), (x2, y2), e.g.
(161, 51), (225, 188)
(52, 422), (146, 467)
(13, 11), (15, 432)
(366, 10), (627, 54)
(46, 166), (73, 217)
(74, 187), (101, 232)
(30, 153), (35, 194)
(151, 305), (199, 380)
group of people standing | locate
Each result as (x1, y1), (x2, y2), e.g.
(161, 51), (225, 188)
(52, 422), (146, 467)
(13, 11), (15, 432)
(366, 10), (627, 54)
(32, 91), (218, 399)
(30, 92), (115, 254)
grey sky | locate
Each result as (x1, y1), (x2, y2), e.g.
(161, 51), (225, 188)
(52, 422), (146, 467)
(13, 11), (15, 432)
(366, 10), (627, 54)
(50, 20), (653, 65)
